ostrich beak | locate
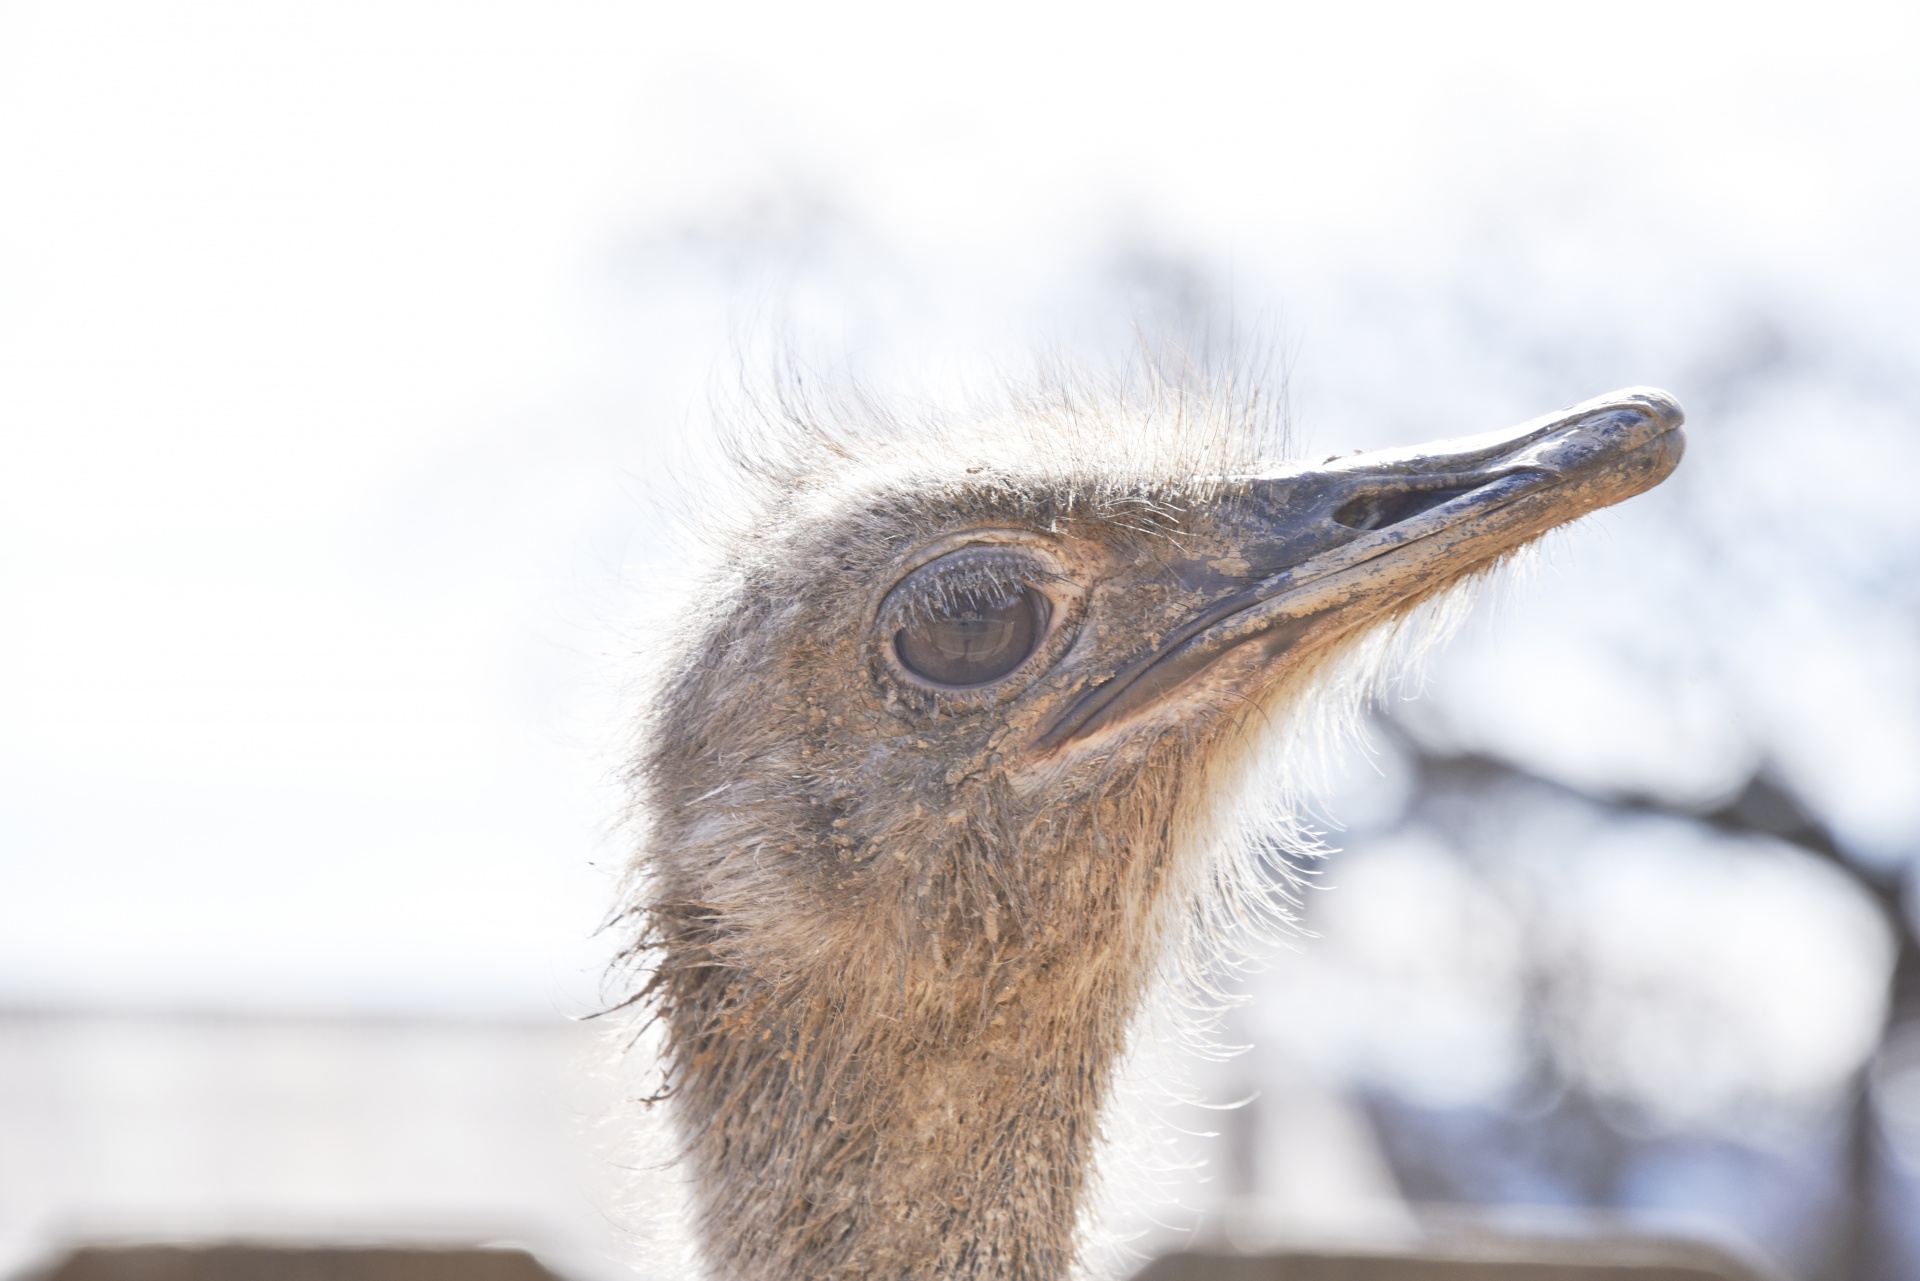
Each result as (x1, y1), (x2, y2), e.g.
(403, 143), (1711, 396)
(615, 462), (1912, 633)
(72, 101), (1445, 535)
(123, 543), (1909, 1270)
(1038, 387), (1685, 747)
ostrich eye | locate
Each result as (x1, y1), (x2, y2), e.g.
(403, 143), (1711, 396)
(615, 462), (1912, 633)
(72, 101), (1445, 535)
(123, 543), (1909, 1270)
(895, 587), (1046, 687)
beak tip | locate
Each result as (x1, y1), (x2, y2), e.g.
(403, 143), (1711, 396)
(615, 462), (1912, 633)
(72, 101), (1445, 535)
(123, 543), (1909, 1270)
(1619, 386), (1686, 431)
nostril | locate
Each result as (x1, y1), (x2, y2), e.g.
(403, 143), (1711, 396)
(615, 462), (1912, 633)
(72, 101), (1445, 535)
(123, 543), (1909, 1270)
(1332, 482), (1484, 531)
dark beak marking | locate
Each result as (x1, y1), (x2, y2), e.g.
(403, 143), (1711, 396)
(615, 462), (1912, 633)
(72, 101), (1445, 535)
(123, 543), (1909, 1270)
(1332, 481), (1488, 531)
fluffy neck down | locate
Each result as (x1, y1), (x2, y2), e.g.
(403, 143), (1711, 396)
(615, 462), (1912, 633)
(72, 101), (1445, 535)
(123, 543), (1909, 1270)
(642, 732), (1234, 1281)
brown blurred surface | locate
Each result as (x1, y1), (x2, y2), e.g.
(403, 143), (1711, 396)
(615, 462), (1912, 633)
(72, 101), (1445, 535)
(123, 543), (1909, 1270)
(1134, 1241), (1774, 1281)
(23, 1245), (570, 1281)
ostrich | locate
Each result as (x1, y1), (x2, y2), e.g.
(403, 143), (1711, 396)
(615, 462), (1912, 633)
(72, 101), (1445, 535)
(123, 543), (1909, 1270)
(616, 380), (1684, 1281)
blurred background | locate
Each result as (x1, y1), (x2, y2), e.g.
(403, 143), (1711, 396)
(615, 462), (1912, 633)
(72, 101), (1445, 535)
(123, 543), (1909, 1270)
(3, 2), (1919, 1278)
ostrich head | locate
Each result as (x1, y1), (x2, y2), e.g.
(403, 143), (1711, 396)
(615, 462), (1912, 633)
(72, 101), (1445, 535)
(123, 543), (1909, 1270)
(621, 384), (1684, 1281)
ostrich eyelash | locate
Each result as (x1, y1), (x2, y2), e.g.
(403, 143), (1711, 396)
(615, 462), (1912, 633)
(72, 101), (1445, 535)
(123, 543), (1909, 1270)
(880, 551), (1062, 628)
(899, 568), (1030, 625)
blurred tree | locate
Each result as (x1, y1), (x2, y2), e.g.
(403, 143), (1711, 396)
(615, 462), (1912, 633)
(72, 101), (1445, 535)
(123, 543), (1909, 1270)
(1352, 721), (1919, 1281)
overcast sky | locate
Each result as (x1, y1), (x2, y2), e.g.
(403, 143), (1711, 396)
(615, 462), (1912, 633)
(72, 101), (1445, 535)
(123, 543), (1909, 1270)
(3, 1), (1916, 1015)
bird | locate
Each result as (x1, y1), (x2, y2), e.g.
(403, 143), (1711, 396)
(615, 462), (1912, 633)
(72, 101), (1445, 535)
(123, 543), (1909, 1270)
(613, 374), (1685, 1281)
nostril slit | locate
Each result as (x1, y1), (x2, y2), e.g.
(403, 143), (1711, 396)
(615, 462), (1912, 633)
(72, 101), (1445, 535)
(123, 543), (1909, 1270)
(1333, 483), (1484, 531)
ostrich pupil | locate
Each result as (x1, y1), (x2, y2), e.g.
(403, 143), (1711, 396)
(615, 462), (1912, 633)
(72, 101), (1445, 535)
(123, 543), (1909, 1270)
(896, 588), (1040, 686)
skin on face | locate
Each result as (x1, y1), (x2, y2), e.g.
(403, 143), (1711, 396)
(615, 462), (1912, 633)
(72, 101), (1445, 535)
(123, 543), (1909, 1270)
(630, 386), (1684, 1281)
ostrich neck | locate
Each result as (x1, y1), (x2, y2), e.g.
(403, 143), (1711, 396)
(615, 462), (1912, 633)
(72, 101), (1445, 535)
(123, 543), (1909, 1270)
(670, 964), (1143, 1280)
(660, 832), (1176, 1281)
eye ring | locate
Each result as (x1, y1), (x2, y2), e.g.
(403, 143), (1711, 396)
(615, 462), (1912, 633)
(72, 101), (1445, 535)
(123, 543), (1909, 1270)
(895, 585), (1051, 688)
(871, 541), (1084, 710)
